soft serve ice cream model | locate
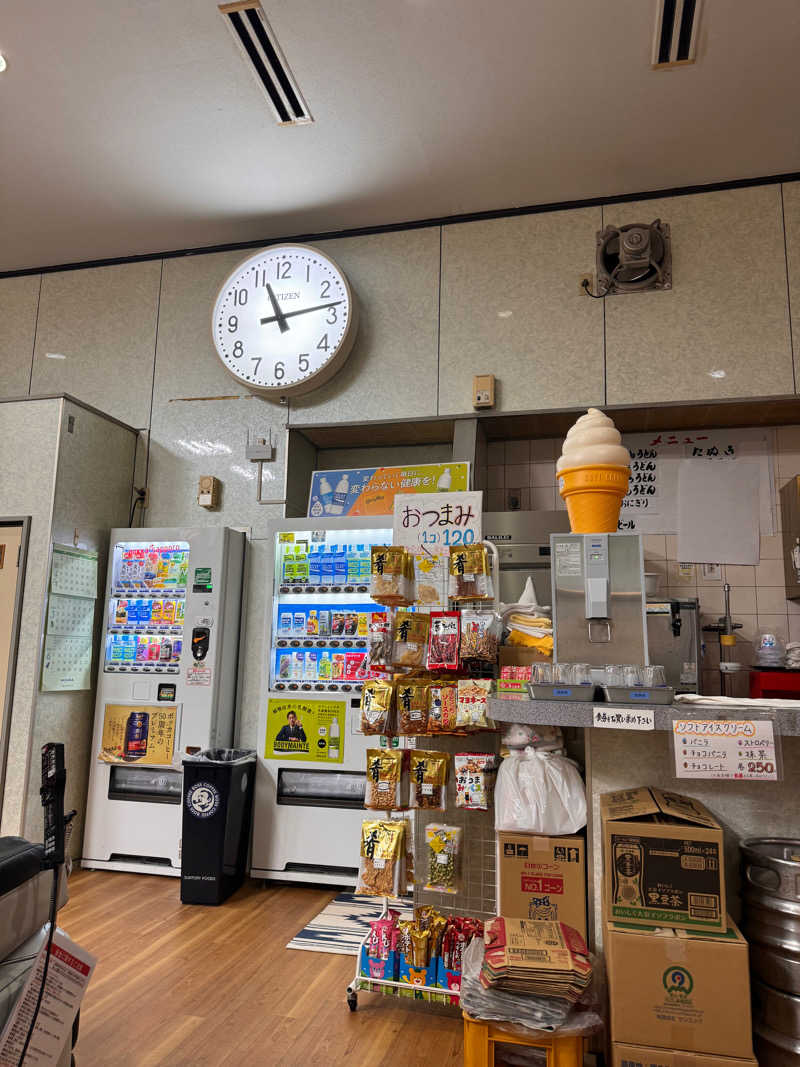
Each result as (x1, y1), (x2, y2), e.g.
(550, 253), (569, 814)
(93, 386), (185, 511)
(557, 408), (630, 532)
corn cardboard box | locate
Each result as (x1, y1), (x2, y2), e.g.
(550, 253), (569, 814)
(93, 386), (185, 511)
(605, 920), (753, 1060)
(601, 787), (726, 932)
(497, 832), (587, 941)
(612, 1044), (757, 1067)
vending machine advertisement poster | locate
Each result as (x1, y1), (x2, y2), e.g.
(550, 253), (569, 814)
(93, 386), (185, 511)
(98, 703), (178, 765)
(266, 698), (346, 763)
(307, 463), (469, 517)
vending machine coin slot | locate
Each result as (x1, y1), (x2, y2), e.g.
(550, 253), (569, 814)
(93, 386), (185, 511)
(191, 626), (210, 661)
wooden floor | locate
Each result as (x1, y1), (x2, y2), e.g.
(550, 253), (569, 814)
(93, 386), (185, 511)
(62, 869), (464, 1067)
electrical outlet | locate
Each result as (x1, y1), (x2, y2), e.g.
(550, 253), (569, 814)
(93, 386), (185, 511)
(701, 563), (722, 581)
(473, 374), (495, 409)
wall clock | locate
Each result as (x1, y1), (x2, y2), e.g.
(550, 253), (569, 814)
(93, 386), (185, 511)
(211, 243), (358, 396)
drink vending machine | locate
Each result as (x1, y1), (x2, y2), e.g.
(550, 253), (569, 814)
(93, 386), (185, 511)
(81, 527), (245, 876)
(251, 517), (407, 886)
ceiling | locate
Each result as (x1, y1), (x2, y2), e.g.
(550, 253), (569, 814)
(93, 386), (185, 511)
(2, 0), (799, 273)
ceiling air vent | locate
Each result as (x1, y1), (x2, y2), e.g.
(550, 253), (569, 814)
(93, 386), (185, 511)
(652, 0), (702, 68)
(219, 2), (312, 125)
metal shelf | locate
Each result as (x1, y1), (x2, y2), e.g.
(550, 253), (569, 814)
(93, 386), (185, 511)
(488, 697), (800, 735)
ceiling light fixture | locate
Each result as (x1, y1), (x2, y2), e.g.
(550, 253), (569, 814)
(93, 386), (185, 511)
(45, 352), (66, 360)
(708, 369), (726, 379)
(0, 54), (7, 73)
(497, 310), (513, 319)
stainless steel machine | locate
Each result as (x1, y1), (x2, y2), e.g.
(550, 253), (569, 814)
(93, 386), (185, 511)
(647, 597), (701, 694)
(551, 533), (649, 666)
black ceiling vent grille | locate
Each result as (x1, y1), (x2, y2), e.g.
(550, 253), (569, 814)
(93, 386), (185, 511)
(219, 2), (312, 125)
(652, 0), (702, 68)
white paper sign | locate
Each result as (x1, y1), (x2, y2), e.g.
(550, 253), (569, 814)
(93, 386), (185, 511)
(593, 706), (655, 730)
(0, 927), (96, 1066)
(673, 718), (779, 780)
(676, 458), (760, 565)
(393, 491), (482, 550)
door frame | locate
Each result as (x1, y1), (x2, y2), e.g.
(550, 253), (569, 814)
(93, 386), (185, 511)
(0, 517), (31, 824)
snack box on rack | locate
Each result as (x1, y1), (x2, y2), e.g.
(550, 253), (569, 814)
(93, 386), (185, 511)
(397, 956), (438, 1000)
(606, 919), (753, 1060)
(359, 944), (398, 984)
(601, 786), (726, 932)
(497, 832), (587, 941)
(612, 1045), (757, 1067)
(436, 959), (462, 1005)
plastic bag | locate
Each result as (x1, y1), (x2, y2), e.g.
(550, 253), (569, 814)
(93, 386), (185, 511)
(365, 749), (404, 810)
(449, 544), (494, 601)
(454, 753), (497, 810)
(355, 819), (405, 896)
(501, 723), (564, 752)
(460, 611), (501, 663)
(360, 679), (394, 735)
(428, 683), (458, 733)
(424, 824), (462, 893)
(409, 750), (449, 810)
(396, 681), (429, 734)
(495, 748), (587, 834)
(456, 677), (493, 728)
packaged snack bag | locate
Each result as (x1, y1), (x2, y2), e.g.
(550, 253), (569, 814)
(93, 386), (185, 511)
(424, 824), (462, 893)
(428, 683), (458, 733)
(454, 753), (498, 810)
(392, 611), (430, 668)
(448, 544), (493, 601)
(370, 546), (415, 606)
(356, 820), (405, 897)
(396, 682), (429, 735)
(456, 678), (493, 728)
(427, 611), (460, 670)
(365, 615), (393, 670)
(365, 749), (405, 810)
(360, 679), (394, 735)
(459, 611), (501, 663)
(409, 750), (449, 810)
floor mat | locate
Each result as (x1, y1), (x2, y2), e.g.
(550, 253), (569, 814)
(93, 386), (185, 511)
(286, 892), (412, 955)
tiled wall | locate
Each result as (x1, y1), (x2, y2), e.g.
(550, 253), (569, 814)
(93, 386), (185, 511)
(485, 427), (800, 694)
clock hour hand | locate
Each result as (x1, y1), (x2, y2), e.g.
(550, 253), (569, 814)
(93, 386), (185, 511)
(265, 283), (290, 333)
(259, 300), (343, 326)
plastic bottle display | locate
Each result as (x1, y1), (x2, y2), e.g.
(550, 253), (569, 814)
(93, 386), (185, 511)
(437, 467), (452, 490)
(320, 547), (335, 586)
(318, 476), (334, 512)
(334, 544), (348, 586)
(309, 547), (322, 585)
(328, 474), (349, 515)
(328, 717), (340, 760)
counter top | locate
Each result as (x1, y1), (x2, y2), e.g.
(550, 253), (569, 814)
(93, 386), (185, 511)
(488, 696), (800, 735)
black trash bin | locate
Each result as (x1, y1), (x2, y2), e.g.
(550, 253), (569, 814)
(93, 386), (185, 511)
(181, 748), (256, 905)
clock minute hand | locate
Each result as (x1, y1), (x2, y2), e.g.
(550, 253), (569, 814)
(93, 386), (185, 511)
(265, 283), (290, 333)
(260, 300), (343, 325)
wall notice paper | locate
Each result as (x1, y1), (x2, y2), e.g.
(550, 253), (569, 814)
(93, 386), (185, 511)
(618, 427), (774, 535)
(593, 706), (655, 731)
(308, 463), (469, 517)
(393, 491), (482, 550)
(41, 635), (94, 692)
(46, 593), (95, 637)
(676, 457), (760, 564)
(98, 703), (178, 765)
(673, 717), (779, 781)
(50, 544), (98, 599)
(266, 698), (346, 763)
(0, 927), (96, 1066)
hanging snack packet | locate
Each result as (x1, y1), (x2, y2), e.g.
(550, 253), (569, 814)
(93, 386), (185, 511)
(414, 552), (447, 609)
(391, 813), (415, 889)
(365, 749), (404, 810)
(409, 750), (449, 810)
(360, 678), (394, 735)
(392, 611), (430, 668)
(356, 819), (405, 897)
(448, 544), (493, 601)
(428, 683), (459, 733)
(427, 611), (460, 670)
(396, 682), (429, 735)
(459, 610), (501, 663)
(424, 824), (463, 894)
(364, 615), (393, 671)
(456, 677), (493, 728)
(370, 546), (414, 606)
(454, 753), (498, 810)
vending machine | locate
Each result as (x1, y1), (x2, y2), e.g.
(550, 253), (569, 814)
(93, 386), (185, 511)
(251, 517), (400, 886)
(81, 527), (245, 876)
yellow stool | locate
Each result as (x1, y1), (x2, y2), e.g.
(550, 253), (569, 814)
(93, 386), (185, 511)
(462, 1012), (585, 1067)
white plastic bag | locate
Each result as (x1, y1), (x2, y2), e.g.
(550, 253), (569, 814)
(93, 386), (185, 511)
(495, 748), (587, 834)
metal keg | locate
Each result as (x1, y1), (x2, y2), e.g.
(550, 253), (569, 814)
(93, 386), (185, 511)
(753, 979), (800, 1066)
(741, 838), (800, 995)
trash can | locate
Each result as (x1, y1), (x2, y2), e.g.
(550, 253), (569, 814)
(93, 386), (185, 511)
(181, 748), (256, 905)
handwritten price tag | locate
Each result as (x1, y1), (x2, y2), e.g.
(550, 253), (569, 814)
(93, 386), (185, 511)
(672, 718), (779, 781)
(393, 491), (482, 550)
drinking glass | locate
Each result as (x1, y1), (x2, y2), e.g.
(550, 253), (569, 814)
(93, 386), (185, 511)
(643, 665), (667, 687)
(571, 663), (592, 686)
(553, 662), (574, 685)
(533, 662), (553, 685)
(622, 664), (642, 687)
(604, 665), (624, 687)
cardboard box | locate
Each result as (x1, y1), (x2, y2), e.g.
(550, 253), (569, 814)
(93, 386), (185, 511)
(612, 1043), (757, 1067)
(499, 646), (550, 669)
(601, 787), (726, 932)
(606, 920), (753, 1059)
(497, 832), (587, 941)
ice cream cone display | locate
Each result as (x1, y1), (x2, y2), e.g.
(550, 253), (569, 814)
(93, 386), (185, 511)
(557, 408), (630, 533)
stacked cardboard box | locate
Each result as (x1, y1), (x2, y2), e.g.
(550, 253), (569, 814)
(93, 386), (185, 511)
(601, 788), (756, 1066)
(497, 832), (587, 940)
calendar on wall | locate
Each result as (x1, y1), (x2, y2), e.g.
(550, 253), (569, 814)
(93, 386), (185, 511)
(41, 544), (99, 692)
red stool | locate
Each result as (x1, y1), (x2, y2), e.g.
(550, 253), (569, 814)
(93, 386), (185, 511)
(749, 670), (800, 700)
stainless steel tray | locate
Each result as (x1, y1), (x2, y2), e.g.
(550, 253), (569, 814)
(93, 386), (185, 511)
(602, 685), (674, 705)
(528, 683), (597, 702)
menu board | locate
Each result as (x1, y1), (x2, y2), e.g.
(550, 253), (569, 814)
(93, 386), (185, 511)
(618, 428), (775, 536)
(672, 717), (780, 781)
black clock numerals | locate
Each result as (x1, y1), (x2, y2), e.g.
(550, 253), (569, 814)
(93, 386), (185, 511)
(326, 306), (338, 324)
(320, 279), (331, 299)
(276, 260), (291, 280)
(232, 341), (244, 358)
(233, 289), (248, 306)
(317, 334), (329, 351)
(251, 357), (262, 376)
(298, 354), (309, 373)
(227, 315), (238, 333)
(273, 361), (285, 380)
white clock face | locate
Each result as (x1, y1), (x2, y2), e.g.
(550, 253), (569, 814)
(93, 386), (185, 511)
(212, 244), (356, 395)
